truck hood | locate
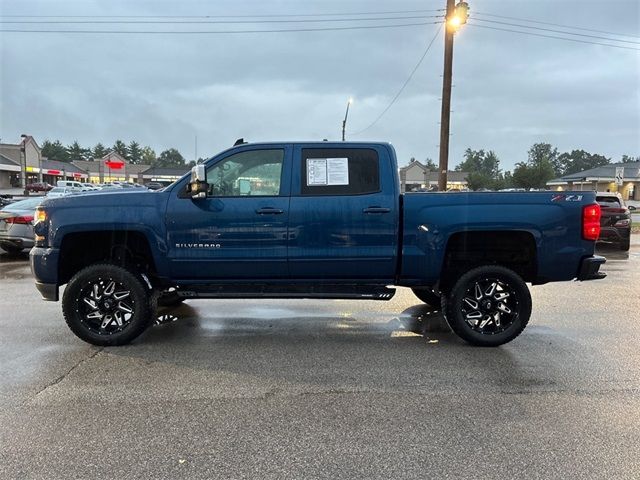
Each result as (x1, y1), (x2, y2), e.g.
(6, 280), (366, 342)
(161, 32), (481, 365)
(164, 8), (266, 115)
(41, 189), (159, 209)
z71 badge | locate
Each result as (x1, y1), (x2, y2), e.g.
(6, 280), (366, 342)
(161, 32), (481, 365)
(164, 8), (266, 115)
(551, 194), (583, 202)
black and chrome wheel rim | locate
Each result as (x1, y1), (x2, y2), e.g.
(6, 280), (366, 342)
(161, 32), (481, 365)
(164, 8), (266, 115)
(77, 277), (135, 335)
(460, 277), (519, 335)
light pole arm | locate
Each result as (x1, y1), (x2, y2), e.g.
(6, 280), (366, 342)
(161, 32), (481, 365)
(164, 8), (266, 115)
(342, 101), (351, 141)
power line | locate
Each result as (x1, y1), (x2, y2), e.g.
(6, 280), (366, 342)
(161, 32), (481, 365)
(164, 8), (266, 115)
(0, 9), (445, 19)
(474, 11), (640, 39)
(0, 21), (443, 35)
(0, 15), (445, 25)
(350, 23), (443, 137)
(467, 22), (640, 51)
(473, 18), (640, 45)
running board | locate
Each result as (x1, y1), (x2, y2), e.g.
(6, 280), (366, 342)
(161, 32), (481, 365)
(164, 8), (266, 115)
(176, 284), (396, 300)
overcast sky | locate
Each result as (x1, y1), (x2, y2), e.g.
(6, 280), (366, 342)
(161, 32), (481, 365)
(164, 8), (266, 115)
(1, 0), (638, 170)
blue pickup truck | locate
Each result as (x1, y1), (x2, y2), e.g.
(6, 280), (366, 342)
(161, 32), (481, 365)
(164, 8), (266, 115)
(30, 141), (606, 347)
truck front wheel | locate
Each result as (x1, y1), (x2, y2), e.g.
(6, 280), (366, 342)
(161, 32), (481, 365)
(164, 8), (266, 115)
(443, 265), (531, 347)
(62, 264), (152, 346)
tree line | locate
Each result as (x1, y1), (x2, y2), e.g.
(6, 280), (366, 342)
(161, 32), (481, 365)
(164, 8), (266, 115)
(414, 145), (639, 191)
(40, 139), (193, 168)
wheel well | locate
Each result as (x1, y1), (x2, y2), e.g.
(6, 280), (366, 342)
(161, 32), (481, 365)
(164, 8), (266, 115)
(58, 230), (156, 285)
(440, 231), (537, 291)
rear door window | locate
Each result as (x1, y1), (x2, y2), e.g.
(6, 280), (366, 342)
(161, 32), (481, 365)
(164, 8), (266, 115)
(300, 148), (379, 196)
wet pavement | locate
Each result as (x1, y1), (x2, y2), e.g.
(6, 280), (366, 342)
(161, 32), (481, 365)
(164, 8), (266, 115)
(0, 242), (639, 479)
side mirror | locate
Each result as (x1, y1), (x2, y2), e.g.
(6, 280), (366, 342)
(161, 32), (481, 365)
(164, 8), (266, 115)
(188, 164), (208, 199)
(628, 205), (637, 211)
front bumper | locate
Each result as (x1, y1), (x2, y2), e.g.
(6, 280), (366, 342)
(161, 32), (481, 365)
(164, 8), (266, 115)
(577, 255), (606, 281)
(30, 247), (60, 301)
(35, 281), (59, 301)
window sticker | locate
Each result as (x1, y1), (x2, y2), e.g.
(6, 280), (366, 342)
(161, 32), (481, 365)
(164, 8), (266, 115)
(306, 158), (349, 186)
(307, 159), (327, 185)
(326, 158), (349, 185)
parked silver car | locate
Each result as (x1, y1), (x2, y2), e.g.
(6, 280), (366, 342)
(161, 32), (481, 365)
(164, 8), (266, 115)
(0, 197), (42, 253)
(46, 186), (74, 198)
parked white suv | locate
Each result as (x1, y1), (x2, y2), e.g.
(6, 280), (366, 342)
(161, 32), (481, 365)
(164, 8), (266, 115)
(56, 181), (84, 191)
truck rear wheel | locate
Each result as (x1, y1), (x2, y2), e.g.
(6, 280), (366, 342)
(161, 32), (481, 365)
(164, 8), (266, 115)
(62, 264), (151, 346)
(411, 287), (441, 307)
(443, 265), (531, 347)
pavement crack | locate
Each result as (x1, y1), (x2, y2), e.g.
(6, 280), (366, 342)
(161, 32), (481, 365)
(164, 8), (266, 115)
(31, 347), (103, 399)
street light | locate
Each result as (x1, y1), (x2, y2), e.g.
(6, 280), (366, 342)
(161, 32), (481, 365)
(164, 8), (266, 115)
(341, 97), (353, 141)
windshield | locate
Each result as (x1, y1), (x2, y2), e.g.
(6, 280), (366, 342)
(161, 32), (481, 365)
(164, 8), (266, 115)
(596, 196), (622, 208)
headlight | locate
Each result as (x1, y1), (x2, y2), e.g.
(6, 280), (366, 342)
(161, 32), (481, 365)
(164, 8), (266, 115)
(34, 207), (48, 246)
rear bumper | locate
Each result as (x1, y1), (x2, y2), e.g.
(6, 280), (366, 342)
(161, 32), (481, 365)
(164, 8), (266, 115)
(577, 255), (606, 281)
(598, 226), (630, 243)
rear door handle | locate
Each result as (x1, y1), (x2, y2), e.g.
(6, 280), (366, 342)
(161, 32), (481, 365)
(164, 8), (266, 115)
(255, 207), (284, 215)
(363, 207), (391, 214)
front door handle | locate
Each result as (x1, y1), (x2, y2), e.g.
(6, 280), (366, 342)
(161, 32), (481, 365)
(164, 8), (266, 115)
(363, 207), (391, 214)
(255, 207), (284, 215)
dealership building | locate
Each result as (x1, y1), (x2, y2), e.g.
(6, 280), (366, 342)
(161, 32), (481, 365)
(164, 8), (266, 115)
(0, 136), (189, 189)
(547, 162), (640, 201)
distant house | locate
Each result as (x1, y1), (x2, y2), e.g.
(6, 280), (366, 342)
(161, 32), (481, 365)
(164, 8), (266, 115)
(547, 162), (639, 201)
(398, 159), (468, 192)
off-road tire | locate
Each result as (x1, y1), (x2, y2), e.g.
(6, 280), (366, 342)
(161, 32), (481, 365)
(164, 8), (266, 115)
(62, 263), (151, 346)
(443, 265), (532, 347)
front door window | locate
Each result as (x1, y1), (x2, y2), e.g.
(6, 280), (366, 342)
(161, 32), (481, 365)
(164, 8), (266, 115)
(206, 149), (284, 197)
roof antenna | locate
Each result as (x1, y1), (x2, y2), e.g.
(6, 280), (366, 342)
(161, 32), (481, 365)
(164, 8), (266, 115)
(233, 138), (246, 146)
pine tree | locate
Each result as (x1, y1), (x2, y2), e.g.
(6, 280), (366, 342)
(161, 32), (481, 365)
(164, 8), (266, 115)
(127, 141), (143, 165)
(113, 140), (129, 160)
(67, 140), (90, 161)
(92, 143), (109, 160)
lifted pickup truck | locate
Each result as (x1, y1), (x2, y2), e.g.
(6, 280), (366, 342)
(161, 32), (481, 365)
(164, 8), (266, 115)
(31, 141), (606, 347)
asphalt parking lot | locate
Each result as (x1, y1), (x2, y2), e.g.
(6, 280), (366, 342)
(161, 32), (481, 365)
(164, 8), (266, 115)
(1, 241), (639, 479)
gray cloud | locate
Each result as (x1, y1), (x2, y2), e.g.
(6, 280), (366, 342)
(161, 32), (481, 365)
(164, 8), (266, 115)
(1, 0), (638, 170)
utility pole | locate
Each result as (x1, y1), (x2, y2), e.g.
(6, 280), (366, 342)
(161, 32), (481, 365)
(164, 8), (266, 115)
(438, 1), (468, 191)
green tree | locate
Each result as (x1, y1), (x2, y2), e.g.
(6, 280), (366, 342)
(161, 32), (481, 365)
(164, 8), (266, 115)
(113, 140), (129, 160)
(454, 149), (501, 190)
(621, 155), (639, 163)
(92, 143), (108, 160)
(127, 141), (143, 165)
(556, 149), (609, 175)
(155, 148), (185, 167)
(41, 139), (70, 162)
(141, 146), (156, 165)
(511, 143), (557, 189)
(423, 157), (437, 170)
(66, 140), (91, 161)
(527, 143), (561, 175)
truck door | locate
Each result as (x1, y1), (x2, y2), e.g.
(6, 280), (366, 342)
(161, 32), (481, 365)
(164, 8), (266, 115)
(166, 145), (292, 280)
(288, 145), (398, 281)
